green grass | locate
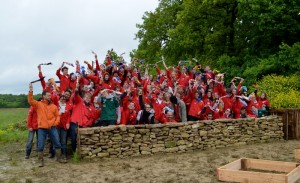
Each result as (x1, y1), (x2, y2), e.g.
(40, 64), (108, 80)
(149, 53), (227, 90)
(0, 108), (28, 143)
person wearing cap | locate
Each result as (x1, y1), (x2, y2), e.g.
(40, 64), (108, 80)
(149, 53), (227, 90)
(56, 62), (70, 94)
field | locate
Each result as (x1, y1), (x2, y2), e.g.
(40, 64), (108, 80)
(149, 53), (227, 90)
(1, 109), (300, 183)
(0, 108), (28, 143)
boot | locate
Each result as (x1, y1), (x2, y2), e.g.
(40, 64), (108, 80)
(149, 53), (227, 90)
(37, 151), (44, 167)
(55, 149), (65, 163)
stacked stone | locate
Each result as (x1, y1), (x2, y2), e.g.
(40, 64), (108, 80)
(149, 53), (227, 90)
(79, 116), (284, 159)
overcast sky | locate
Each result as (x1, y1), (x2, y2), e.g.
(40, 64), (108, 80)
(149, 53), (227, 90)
(0, 0), (159, 94)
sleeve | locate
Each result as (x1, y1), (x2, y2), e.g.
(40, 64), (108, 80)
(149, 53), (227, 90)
(155, 65), (161, 75)
(179, 100), (187, 122)
(28, 92), (39, 109)
(86, 74), (99, 84)
(56, 68), (62, 79)
(87, 63), (93, 71)
(139, 95), (145, 110)
(237, 82), (242, 94)
(95, 58), (100, 71)
(116, 106), (121, 122)
(166, 69), (172, 80)
(39, 72), (46, 90)
(54, 107), (60, 126)
(106, 57), (112, 66)
(74, 92), (82, 104)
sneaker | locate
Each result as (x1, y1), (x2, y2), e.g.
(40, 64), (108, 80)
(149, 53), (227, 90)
(25, 155), (29, 159)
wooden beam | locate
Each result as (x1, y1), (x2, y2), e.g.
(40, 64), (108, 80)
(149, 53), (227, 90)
(286, 166), (300, 183)
(294, 149), (300, 159)
(217, 169), (286, 183)
(244, 158), (298, 173)
(218, 158), (241, 170)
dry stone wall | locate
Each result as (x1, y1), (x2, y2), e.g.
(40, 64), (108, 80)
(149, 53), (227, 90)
(78, 116), (284, 159)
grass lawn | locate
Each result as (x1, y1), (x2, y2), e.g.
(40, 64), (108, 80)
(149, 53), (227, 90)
(0, 108), (28, 143)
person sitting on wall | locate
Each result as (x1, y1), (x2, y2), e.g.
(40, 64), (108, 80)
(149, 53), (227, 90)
(137, 89), (155, 124)
(161, 107), (177, 123)
(240, 106), (249, 118)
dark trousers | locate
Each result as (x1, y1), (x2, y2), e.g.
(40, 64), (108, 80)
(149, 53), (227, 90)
(25, 130), (38, 156)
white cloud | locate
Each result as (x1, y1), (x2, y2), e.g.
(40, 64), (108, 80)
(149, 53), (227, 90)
(0, 0), (158, 94)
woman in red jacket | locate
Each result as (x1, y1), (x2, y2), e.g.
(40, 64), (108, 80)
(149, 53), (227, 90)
(25, 103), (39, 159)
(69, 84), (97, 152)
(56, 95), (73, 162)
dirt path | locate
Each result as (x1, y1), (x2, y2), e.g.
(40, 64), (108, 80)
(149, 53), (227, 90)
(1, 140), (300, 183)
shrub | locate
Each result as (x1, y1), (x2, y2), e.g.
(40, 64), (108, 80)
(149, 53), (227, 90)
(258, 74), (300, 109)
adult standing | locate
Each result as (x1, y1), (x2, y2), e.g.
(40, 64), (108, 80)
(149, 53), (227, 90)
(27, 83), (63, 167)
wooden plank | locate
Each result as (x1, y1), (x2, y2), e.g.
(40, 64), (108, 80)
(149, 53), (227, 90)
(217, 159), (242, 180)
(296, 110), (300, 139)
(245, 158), (298, 173)
(287, 166), (300, 183)
(287, 112), (289, 140)
(218, 158), (241, 170)
(294, 149), (300, 160)
(217, 169), (286, 183)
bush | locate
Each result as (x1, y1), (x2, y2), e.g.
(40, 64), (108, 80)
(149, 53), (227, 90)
(258, 74), (300, 109)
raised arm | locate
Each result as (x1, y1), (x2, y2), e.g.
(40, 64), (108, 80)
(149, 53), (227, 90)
(38, 64), (46, 90)
(28, 83), (38, 109)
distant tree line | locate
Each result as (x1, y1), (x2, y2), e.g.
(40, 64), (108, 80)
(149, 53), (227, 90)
(0, 94), (41, 108)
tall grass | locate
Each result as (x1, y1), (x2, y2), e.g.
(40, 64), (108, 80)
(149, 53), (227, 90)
(0, 108), (28, 143)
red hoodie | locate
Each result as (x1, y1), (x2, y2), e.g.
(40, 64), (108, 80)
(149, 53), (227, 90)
(70, 93), (97, 127)
(27, 106), (38, 130)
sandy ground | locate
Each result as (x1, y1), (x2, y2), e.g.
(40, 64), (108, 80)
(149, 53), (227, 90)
(1, 140), (300, 183)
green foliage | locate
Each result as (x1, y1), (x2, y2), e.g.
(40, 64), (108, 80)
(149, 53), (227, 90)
(72, 151), (80, 163)
(0, 94), (41, 108)
(258, 75), (300, 109)
(0, 108), (28, 143)
(135, 0), (300, 83)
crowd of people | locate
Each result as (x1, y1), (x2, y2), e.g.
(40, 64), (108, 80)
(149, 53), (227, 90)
(26, 50), (270, 166)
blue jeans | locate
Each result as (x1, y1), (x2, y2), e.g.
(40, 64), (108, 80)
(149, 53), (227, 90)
(25, 130), (38, 156)
(57, 128), (67, 156)
(37, 127), (62, 152)
(69, 122), (78, 152)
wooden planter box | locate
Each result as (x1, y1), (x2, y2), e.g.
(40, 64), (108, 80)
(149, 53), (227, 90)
(295, 149), (300, 159)
(217, 158), (300, 183)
